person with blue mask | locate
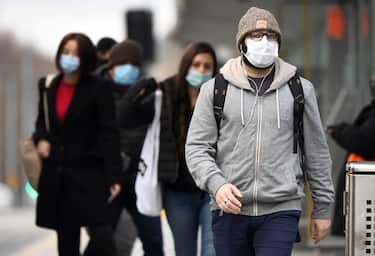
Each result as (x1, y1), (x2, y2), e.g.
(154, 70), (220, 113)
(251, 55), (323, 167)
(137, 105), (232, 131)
(117, 41), (218, 256)
(159, 42), (218, 256)
(88, 39), (164, 256)
(32, 32), (122, 256)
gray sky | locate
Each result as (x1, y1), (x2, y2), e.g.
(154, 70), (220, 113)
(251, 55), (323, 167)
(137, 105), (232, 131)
(0, 0), (177, 58)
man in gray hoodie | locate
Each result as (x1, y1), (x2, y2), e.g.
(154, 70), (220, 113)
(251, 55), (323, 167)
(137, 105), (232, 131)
(185, 7), (335, 256)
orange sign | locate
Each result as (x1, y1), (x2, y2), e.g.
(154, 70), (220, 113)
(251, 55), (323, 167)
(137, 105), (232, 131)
(362, 7), (369, 37)
(327, 5), (345, 39)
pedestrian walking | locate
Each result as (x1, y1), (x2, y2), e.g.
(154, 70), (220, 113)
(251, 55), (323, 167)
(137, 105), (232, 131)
(185, 7), (335, 256)
(33, 32), (122, 256)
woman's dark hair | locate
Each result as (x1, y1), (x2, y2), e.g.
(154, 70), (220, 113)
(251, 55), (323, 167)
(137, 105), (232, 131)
(175, 42), (218, 99)
(55, 33), (97, 78)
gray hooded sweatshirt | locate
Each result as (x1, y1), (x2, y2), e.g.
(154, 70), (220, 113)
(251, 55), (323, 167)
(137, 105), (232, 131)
(185, 56), (334, 219)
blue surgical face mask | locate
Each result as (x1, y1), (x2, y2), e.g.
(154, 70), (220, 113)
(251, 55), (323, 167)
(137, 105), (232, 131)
(113, 64), (140, 86)
(59, 54), (80, 74)
(185, 69), (213, 88)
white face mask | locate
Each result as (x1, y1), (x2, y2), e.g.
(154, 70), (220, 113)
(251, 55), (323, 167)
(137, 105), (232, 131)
(243, 36), (279, 68)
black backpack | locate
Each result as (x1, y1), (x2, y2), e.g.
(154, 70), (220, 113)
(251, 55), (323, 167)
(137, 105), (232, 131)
(213, 73), (305, 169)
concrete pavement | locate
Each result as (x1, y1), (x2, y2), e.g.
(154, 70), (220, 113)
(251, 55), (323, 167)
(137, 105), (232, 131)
(0, 207), (344, 256)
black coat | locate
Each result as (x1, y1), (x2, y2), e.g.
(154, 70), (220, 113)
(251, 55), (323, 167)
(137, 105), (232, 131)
(96, 71), (155, 192)
(330, 100), (375, 235)
(112, 83), (150, 191)
(33, 74), (122, 230)
(330, 100), (375, 158)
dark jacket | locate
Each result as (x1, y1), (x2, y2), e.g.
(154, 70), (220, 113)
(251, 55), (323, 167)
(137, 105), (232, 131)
(330, 100), (375, 236)
(330, 100), (375, 158)
(95, 68), (154, 193)
(112, 83), (151, 192)
(118, 76), (200, 193)
(159, 76), (200, 193)
(33, 74), (122, 229)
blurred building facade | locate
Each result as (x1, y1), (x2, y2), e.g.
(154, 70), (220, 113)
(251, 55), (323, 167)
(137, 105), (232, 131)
(0, 32), (53, 205)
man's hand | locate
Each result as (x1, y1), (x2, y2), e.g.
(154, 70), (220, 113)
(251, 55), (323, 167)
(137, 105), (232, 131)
(37, 140), (50, 158)
(311, 219), (331, 244)
(215, 183), (242, 214)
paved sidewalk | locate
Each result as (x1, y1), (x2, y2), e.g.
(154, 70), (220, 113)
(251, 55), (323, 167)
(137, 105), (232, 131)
(0, 207), (344, 256)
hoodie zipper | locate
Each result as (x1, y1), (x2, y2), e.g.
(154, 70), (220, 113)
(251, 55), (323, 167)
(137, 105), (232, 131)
(253, 96), (263, 216)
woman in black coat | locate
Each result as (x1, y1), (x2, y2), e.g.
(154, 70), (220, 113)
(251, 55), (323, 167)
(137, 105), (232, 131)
(328, 79), (375, 236)
(32, 33), (122, 256)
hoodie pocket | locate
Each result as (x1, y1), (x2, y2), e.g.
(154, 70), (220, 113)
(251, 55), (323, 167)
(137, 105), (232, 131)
(225, 133), (255, 187)
(258, 163), (298, 203)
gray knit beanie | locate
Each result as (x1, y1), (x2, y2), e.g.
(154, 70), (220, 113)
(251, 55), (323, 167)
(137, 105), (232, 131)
(236, 7), (281, 50)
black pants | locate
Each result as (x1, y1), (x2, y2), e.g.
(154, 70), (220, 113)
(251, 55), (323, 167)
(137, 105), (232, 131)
(57, 224), (116, 256)
(56, 223), (81, 256)
(84, 225), (117, 256)
(86, 190), (163, 256)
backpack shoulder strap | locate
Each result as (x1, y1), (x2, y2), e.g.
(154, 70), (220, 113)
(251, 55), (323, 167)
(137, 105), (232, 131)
(213, 73), (228, 133)
(288, 73), (305, 167)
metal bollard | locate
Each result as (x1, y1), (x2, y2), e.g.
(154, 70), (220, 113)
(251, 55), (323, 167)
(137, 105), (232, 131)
(345, 162), (375, 255)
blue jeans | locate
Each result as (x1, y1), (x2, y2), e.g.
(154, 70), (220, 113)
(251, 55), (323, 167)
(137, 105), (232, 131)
(212, 210), (301, 256)
(164, 189), (216, 256)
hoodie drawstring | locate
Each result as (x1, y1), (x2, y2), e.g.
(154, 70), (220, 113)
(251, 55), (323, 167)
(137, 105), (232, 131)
(276, 88), (280, 129)
(241, 89), (245, 127)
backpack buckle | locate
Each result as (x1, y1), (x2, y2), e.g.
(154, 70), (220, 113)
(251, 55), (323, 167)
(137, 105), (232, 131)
(214, 106), (224, 119)
(296, 94), (304, 104)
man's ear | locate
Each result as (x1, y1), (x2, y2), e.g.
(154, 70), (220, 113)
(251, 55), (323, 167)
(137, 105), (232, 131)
(240, 41), (247, 55)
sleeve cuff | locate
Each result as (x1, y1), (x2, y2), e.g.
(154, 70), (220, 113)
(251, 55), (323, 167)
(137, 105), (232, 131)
(312, 203), (334, 219)
(206, 174), (228, 197)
